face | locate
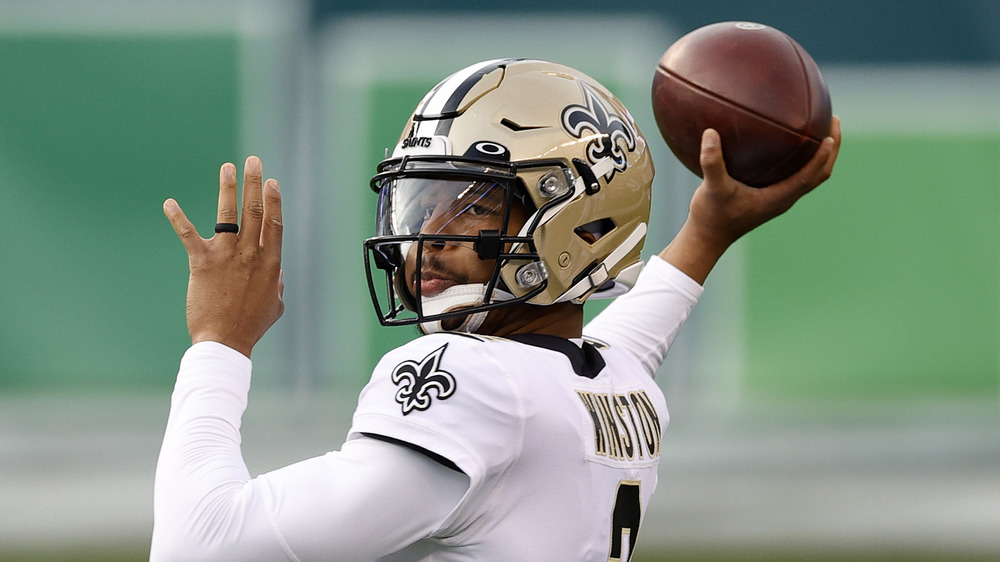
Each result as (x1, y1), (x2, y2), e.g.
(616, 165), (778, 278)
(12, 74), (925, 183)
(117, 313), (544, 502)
(398, 178), (529, 300)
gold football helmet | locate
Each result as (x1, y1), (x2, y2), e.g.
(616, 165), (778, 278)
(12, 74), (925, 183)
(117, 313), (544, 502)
(364, 58), (653, 333)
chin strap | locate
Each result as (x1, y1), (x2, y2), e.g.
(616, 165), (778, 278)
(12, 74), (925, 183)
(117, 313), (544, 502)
(418, 283), (514, 335)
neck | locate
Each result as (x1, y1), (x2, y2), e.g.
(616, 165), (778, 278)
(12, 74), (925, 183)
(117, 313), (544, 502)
(475, 301), (584, 339)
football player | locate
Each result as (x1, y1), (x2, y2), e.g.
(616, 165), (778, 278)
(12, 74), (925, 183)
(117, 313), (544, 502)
(153, 58), (840, 561)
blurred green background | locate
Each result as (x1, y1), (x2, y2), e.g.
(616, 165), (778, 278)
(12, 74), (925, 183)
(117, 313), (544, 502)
(0, 34), (239, 390)
(1, 1), (998, 560)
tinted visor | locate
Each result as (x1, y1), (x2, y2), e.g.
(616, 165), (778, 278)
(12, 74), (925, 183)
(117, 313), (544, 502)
(377, 177), (513, 239)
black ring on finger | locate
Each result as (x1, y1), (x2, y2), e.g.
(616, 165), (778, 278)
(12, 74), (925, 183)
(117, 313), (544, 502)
(214, 222), (240, 234)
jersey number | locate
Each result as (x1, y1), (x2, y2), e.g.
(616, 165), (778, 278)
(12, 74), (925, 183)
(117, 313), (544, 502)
(609, 481), (641, 561)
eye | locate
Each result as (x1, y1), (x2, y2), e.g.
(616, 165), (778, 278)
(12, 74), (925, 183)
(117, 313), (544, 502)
(466, 203), (492, 216)
(404, 204), (435, 233)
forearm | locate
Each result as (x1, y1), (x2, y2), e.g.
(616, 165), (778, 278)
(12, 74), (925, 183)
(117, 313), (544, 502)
(658, 217), (731, 286)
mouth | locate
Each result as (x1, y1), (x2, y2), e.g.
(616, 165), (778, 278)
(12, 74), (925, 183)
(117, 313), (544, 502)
(413, 268), (460, 298)
(419, 277), (457, 298)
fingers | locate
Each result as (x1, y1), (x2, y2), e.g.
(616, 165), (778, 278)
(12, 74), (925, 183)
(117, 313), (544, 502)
(238, 156), (265, 244)
(170, 156), (279, 256)
(760, 115), (842, 205)
(217, 162), (239, 228)
(822, 115), (842, 177)
(261, 178), (283, 262)
(800, 116), (841, 184)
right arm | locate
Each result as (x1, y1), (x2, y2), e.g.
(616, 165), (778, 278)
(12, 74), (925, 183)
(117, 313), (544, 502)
(151, 342), (468, 561)
(155, 159), (468, 560)
(586, 118), (841, 372)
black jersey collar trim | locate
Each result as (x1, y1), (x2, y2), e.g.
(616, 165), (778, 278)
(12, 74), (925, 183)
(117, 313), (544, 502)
(504, 333), (606, 379)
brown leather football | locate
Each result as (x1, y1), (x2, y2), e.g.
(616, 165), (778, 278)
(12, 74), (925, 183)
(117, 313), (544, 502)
(652, 21), (832, 187)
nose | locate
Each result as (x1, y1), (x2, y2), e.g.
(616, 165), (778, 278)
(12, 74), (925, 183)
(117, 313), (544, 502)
(421, 206), (454, 236)
(418, 203), (484, 255)
(419, 207), (462, 252)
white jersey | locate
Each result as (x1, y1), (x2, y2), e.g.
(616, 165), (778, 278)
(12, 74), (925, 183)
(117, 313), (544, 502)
(151, 256), (703, 561)
(352, 331), (666, 561)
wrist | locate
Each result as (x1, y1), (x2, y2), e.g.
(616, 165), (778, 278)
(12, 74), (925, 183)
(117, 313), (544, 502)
(658, 220), (731, 285)
(190, 331), (254, 359)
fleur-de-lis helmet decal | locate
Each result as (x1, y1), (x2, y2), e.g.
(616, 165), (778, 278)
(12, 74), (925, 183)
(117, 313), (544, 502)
(561, 82), (638, 182)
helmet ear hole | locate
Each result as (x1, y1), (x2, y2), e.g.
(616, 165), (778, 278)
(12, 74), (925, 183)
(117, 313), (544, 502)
(574, 218), (616, 244)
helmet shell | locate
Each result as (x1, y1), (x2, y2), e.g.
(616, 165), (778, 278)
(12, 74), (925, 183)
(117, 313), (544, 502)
(390, 58), (653, 306)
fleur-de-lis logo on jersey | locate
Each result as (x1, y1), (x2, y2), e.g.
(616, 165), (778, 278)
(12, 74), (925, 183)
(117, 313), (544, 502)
(561, 82), (637, 181)
(391, 344), (456, 415)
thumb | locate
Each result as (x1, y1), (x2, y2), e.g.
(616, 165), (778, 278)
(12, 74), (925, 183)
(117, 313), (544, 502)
(698, 128), (729, 185)
(163, 198), (204, 255)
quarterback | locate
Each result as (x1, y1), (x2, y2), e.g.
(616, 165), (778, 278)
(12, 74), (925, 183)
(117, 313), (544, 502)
(152, 59), (840, 560)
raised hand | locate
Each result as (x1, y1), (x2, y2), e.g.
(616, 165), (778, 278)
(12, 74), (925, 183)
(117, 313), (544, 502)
(163, 156), (284, 358)
(661, 116), (842, 284)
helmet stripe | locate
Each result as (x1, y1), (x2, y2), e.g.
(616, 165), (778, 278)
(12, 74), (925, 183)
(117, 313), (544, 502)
(416, 58), (514, 121)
